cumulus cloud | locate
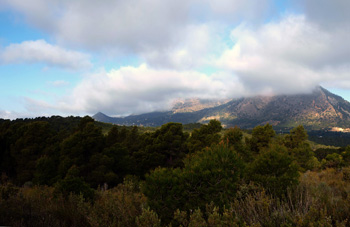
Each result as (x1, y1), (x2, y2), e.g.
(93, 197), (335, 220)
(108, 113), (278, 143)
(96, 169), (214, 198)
(17, 13), (350, 116)
(31, 64), (245, 116)
(2, 0), (350, 118)
(216, 15), (350, 95)
(3, 0), (190, 52)
(141, 24), (219, 69)
(2, 0), (273, 68)
(0, 40), (92, 70)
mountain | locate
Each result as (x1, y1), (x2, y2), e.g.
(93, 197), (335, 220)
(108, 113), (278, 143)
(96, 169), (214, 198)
(171, 98), (230, 113)
(93, 112), (117, 124)
(93, 86), (350, 129)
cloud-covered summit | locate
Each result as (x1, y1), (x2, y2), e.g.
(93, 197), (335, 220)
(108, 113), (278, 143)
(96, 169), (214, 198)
(1, 0), (350, 118)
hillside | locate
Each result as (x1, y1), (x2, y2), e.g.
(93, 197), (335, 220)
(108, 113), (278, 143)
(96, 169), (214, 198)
(93, 86), (350, 129)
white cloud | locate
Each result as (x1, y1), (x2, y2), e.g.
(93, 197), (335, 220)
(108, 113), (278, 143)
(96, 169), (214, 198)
(30, 64), (245, 116)
(0, 110), (13, 119)
(15, 13), (350, 117)
(141, 24), (220, 69)
(3, 0), (191, 52)
(0, 109), (41, 120)
(0, 40), (92, 70)
(2, 0), (350, 118)
(2, 0), (273, 69)
(216, 15), (350, 95)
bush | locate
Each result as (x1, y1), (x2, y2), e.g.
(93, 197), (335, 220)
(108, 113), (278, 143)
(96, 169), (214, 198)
(143, 142), (244, 222)
(0, 184), (90, 227)
(87, 180), (147, 227)
(247, 144), (299, 197)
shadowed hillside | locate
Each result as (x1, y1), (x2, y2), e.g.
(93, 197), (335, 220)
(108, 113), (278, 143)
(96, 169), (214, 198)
(94, 86), (350, 129)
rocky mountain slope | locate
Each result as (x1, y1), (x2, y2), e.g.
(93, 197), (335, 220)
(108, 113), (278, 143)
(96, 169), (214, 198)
(93, 86), (350, 129)
(171, 98), (230, 113)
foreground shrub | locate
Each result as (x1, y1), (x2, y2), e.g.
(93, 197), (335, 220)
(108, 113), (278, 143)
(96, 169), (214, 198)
(143, 142), (244, 223)
(0, 184), (90, 226)
(247, 144), (300, 197)
(87, 179), (147, 227)
(232, 168), (350, 226)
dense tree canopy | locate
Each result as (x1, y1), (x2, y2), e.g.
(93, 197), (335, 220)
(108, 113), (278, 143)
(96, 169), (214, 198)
(246, 123), (275, 154)
(1, 116), (350, 226)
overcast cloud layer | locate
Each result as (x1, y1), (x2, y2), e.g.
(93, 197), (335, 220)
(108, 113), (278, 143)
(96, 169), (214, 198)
(1, 0), (350, 117)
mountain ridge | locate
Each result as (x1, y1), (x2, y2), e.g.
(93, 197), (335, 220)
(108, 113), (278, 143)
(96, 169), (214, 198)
(93, 86), (350, 129)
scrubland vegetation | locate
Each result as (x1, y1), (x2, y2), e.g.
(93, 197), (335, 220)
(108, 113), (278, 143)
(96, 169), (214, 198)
(1, 116), (350, 226)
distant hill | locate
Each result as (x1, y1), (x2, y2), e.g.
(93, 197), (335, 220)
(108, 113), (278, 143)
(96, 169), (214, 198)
(93, 86), (350, 129)
(93, 112), (116, 124)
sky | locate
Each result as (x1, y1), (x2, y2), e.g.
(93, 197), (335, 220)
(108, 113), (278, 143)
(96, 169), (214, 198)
(0, 0), (350, 119)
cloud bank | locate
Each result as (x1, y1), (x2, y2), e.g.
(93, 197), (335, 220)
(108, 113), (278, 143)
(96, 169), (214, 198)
(1, 0), (350, 116)
(51, 13), (349, 115)
(2, 0), (272, 69)
(1, 40), (92, 70)
(42, 64), (244, 116)
(216, 15), (350, 94)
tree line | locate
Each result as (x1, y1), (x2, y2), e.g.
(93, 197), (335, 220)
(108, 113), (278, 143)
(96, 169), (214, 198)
(1, 116), (350, 226)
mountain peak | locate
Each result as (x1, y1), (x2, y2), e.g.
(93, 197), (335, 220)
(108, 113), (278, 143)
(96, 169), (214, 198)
(92, 112), (114, 123)
(93, 88), (350, 129)
(93, 112), (107, 117)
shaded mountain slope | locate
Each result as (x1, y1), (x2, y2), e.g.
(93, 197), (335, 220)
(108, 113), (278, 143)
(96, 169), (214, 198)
(93, 87), (350, 129)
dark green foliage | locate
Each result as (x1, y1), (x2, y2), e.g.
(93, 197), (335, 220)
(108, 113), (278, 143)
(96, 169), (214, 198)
(33, 156), (58, 185)
(223, 127), (243, 148)
(314, 147), (344, 160)
(223, 126), (251, 161)
(133, 122), (189, 175)
(342, 146), (350, 164)
(247, 144), (300, 196)
(246, 123), (275, 153)
(290, 143), (317, 171)
(183, 122), (203, 131)
(308, 130), (350, 147)
(151, 122), (189, 166)
(143, 142), (244, 222)
(188, 119), (222, 152)
(59, 120), (105, 186)
(182, 143), (244, 206)
(0, 116), (91, 186)
(284, 125), (308, 149)
(284, 125), (316, 171)
(105, 125), (119, 147)
(1, 116), (350, 226)
(11, 121), (56, 184)
(55, 166), (95, 200)
(323, 153), (344, 168)
(88, 144), (133, 187)
(78, 116), (95, 131)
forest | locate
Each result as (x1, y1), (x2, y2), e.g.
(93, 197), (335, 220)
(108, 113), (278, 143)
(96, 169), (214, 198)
(1, 116), (350, 226)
